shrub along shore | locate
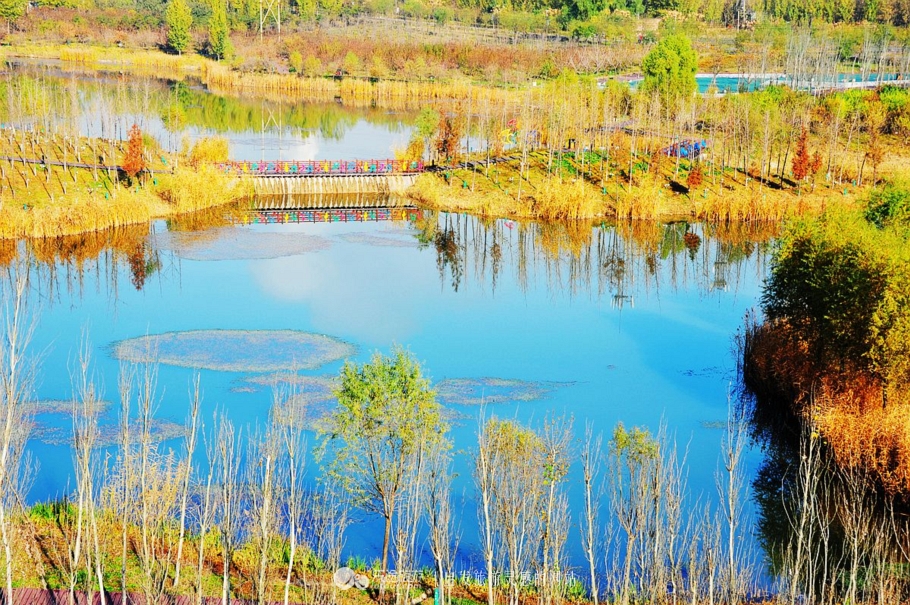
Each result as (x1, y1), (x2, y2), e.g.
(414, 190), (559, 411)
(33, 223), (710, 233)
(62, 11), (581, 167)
(0, 128), (246, 239)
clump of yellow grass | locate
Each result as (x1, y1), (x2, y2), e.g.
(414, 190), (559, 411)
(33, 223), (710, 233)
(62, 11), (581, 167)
(154, 165), (249, 214)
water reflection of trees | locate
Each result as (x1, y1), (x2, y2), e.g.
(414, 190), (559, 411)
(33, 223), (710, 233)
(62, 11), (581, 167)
(742, 342), (910, 604)
(417, 211), (777, 299)
(0, 65), (412, 146)
(0, 223), (165, 303)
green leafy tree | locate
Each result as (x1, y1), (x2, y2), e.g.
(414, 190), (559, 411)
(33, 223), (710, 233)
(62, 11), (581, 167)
(319, 0), (343, 15)
(288, 51), (303, 73)
(208, 0), (232, 60)
(640, 34), (698, 105)
(761, 211), (908, 389)
(342, 51), (361, 75)
(166, 0), (194, 54)
(319, 348), (448, 572)
(413, 107), (440, 163)
(564, 0), (606, 21)
(0, 0), (25, 34)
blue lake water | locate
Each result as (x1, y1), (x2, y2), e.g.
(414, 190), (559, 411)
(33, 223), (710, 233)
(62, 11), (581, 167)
(20, 213), (772, 568)
(1, 62), (414, 160)
(0, 62), (778, 573)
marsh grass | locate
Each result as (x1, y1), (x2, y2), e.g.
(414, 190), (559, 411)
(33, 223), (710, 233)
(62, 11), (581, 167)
(0, 130), (246, 238)
(411, 151), (861, 222)
(9, 44), (518, 111)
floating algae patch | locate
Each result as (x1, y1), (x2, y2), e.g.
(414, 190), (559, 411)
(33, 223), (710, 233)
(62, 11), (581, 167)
(112, 330), (356, 372)
(155, 227), (332, 261)
(236, 374), (338, 401)
(435, 377), (572, 406)
(34, 418), (184, 447)
(272, 393), (337, 432)
(25, 399), (113, 416)
(700, 420), (728, 430)
(335, 232), (418, 248)
(271, 382), (470, 431)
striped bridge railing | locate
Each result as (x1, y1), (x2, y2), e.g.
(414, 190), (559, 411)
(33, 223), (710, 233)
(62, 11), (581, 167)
(239, 207), (424, 225)
(217, 159), (425, 176)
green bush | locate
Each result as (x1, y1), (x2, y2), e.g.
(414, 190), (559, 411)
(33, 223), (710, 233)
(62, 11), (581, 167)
(432, 6), (452, 24)
(400, 0), (428, 18)
(288, 50), (303, 73)
(302, 55), (323, 77)
(763, 208), (910, 390)
(865, 183), (910, 230)
(364, 0), (394, 14)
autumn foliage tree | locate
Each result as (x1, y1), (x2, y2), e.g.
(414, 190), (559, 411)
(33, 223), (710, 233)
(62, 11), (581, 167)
(122, 124), (146, 182)
(792, 127), (811, 184)
(686, 163), (703, 191)
(435, 108), (465, 164)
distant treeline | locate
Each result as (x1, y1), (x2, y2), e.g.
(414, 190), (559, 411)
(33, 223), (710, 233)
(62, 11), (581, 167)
(20, 0), (910, 41)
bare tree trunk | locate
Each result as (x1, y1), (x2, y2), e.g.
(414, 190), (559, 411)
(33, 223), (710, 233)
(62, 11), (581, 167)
(174, 374), (202, 588)
(0, 262), (37, 605)
(580, 424), (603, 605)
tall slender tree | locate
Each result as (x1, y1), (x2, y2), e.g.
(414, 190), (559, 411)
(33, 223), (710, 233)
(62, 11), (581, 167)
(166, 0), (194, 55)
(320, 347), (448, 572)
(208, 0), (231, 61)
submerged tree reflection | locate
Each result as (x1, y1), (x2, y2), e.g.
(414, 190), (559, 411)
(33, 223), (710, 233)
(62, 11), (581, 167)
(421, 210), (777, 300)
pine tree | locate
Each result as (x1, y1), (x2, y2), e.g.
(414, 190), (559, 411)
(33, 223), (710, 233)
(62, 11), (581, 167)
(208, 0), (231, 61)
(166, 0), (193, 55)
(122, 124), (146, 182)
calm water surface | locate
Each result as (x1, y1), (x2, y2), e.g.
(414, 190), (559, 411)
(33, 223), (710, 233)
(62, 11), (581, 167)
(1, 62), (413, 159)
(1, 61), (776, 568)
(21, 212), (772, 566)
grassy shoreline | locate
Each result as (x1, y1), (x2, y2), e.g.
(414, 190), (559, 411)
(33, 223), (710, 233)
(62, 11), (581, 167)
(2, 43), (906, 230)
(3, 44), (523, 111)
(0, 153), (248, 238)
(408, 151), (866, 221)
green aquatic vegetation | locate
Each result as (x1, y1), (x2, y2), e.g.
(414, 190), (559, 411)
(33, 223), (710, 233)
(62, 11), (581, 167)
(239, 373), (338, 401)
(33, 418), (185, 447)
(112, 330), (356, 372)
(700, 420), (728, 429)
(154, 227), (332, 261)
(434, 377), (572, 406)
(335, 232), (419, 248)
(25, 399), (112, 415)
(271, 393), (338, 432)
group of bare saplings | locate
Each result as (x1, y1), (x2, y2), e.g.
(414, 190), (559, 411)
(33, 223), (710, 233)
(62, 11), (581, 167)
(0, 259), (906, 605)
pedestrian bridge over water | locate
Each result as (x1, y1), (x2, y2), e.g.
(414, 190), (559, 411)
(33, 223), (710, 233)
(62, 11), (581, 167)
(251, 191), (415, 210)
(219, 159), (425, 196)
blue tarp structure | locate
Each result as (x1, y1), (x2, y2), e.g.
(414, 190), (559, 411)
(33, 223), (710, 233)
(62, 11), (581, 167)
(662, 139), (709, 158)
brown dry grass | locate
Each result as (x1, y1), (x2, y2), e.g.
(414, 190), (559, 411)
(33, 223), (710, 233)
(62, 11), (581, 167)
(745, 319), (910, 495)
(410, 154), (864, 222)
(0, 164), (245, 239)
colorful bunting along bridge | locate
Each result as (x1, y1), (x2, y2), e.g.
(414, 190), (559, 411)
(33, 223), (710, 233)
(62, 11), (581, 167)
(217, 159), (425, 176)
(237, 207), (426, 225)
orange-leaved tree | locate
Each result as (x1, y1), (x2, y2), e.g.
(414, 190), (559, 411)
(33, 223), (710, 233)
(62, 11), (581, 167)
(123, 123), (146, 181)
(686, 163), (703, 191)
(791, 127), (810, 185)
